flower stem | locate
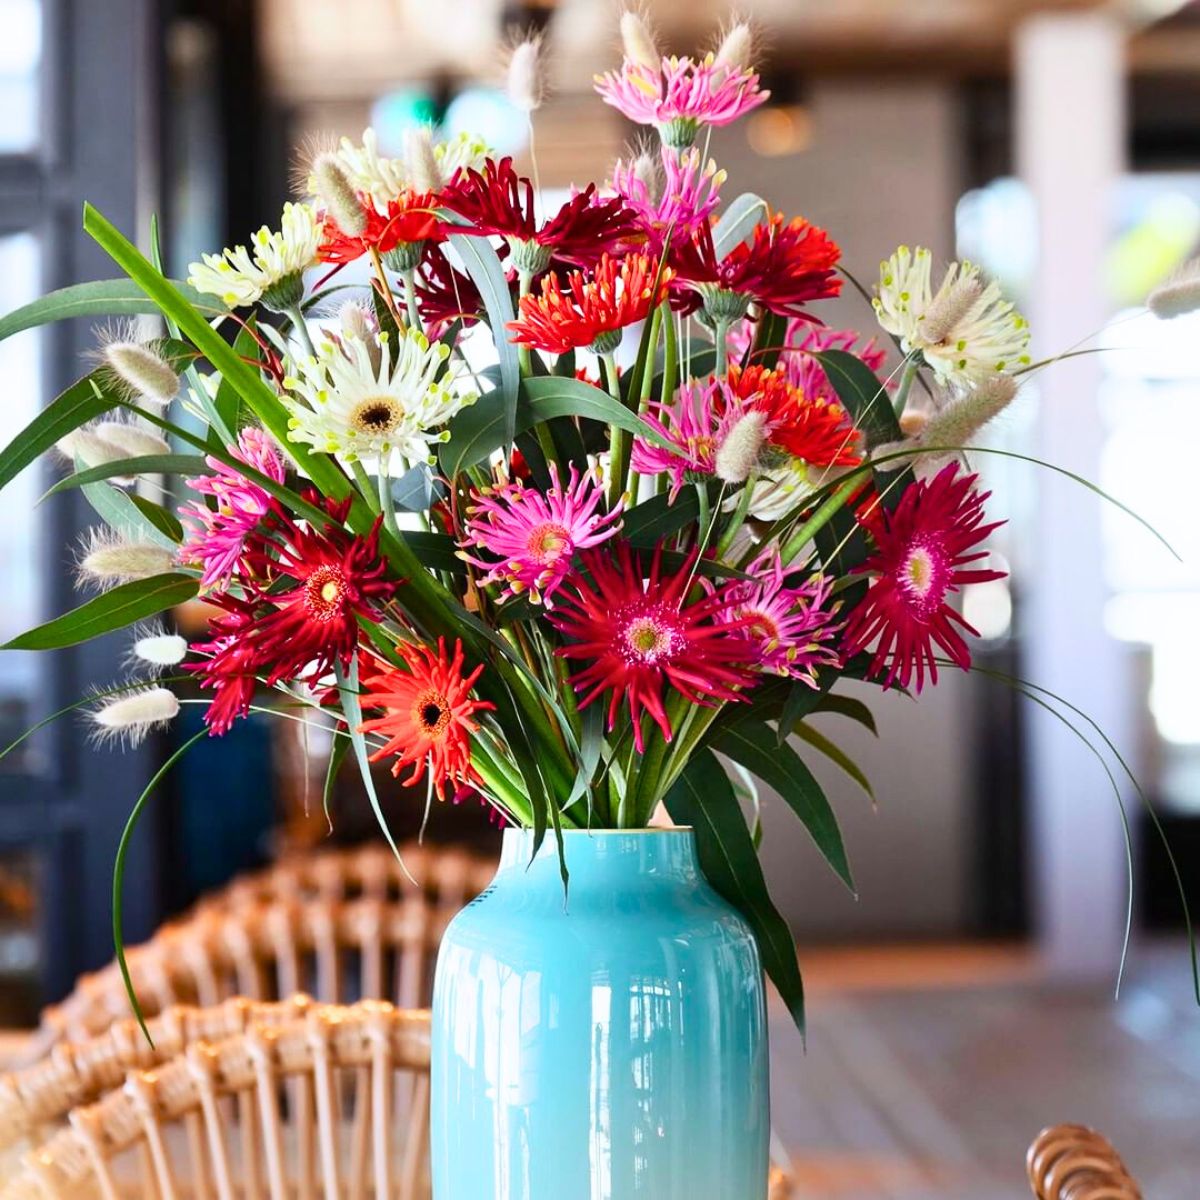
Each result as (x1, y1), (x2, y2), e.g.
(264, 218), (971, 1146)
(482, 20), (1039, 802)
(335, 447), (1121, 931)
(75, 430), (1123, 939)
(603, 352), (627, 510)
(378, 462), (401, 540)
(714, 317), (730, 377)
(780, 474), (863, 566)
(351, 459), (381, 515)
(661, 305), (679, 404)
(893, 356), (919, 418)
(717, 472), (756, 556)
(287, 303), (316, 359)
(401, 268), (423, 332)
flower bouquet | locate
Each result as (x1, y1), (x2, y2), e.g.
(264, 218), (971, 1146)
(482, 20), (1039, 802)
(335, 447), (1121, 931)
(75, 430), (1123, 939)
(0, 14), (1192, 1193)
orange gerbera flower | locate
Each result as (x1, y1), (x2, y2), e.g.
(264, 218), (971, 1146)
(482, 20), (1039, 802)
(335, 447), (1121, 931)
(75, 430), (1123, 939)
(359, 639), (495, 799)
(318, 191), (440, 265)
(727, 363), (862, 468)
(506, 252), (673, 355)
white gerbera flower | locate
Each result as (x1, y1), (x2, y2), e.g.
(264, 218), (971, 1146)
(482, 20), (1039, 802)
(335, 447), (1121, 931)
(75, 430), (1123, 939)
(873, 246), (1031, 388)
(188, 202), (320, 311)
(283, 328), (477, 468)
(434, 130), (492, 183)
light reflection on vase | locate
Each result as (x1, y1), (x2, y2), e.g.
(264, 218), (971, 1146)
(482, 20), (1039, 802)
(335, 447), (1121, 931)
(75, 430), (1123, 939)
(431, 828), (769, 1199)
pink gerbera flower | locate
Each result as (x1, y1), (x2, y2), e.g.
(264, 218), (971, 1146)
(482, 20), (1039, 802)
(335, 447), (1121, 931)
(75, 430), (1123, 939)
(547, 543), (760, 752)
(179, 427), (285, 590)
(721, 549), (843, 684)
(630, 376), (728, 498)
(595, 54), (769, 148)
(459, 464), (624, 606)
(610, 146), (725, 254)
(842, 464), (1006, 691)
(729, 322), (888, 404)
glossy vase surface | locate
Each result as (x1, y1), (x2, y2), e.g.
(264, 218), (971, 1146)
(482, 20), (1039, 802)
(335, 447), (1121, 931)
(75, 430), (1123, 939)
(430, 827), (769, 1199)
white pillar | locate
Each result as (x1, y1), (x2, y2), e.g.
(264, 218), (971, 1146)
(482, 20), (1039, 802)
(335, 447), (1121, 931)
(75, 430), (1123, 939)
(1016, 14), (1130, 981)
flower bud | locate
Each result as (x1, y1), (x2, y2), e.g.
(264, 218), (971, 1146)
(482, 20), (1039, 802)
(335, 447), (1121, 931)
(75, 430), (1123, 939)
(714, 22), (754, 72)
(132, 631), (188, 668)
(919, 268), (983, 348)
(716, 410), (768, 484)
(102, 341), (180, 407)
(56, 428), (128, 469)
(91, 687), (179, 747)
(1147, 257), (1200, 319)
(620, 10), (660, 72)
(77, 530), (174, 589)
(506, 36), (544, 115)
(312, 152), (366, 238)
(404, 125), (443, 193)
(91, 420), (171, 459)
(920, 375), (1017, 449)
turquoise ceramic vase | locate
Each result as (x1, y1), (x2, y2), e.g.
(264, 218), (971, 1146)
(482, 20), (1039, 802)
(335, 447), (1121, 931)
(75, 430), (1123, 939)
(430, 827), (770, 1199)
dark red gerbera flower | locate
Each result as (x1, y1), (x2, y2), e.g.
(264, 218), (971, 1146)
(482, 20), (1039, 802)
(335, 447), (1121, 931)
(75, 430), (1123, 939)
(318, 191), (441, 265)
(842, 464), (1005, 691)
(442, 157), (644, 273)
(415, 244), (485, 335)
(187, 496), (400, 734)
(546, 542), (760, 752)
(671, 211), (841, 321)
(507, 252), (673, 355)
(359, 638), (495, 800)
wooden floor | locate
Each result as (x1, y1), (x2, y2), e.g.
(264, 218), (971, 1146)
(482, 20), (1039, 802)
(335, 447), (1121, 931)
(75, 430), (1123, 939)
(770, 941), (1200, 1199)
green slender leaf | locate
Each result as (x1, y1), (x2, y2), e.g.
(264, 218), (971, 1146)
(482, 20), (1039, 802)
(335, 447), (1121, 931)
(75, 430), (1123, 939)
(665, 750), (805, 1035)
(335, 658), (412, 878)
(713, 718), (854, 893)
(130, 495), (184, 544)
(814, 349), (902, 447)
(0, 372), (114, 494)
(3, 573), (198, 651)
(565, 704), (606, 814)
(81, 476), (177, 549)
(776, 678), (833, 747)
(623, 488), (700, 548)
(447, 232), (519, 450)
(0, 278), (222, 344)
(114, 729), (208, 1046)
(401, 531), (464, 574)
(323, 732), (350, 830)
(811, 693), (878, 736)
(713, 193), (768, 258)
(42, 453), (208, 498)
(794, 723), (874, 802)
(211, 318), (262, 445)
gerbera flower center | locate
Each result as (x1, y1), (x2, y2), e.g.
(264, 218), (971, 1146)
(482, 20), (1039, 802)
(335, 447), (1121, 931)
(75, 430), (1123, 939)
(621, 608), (682, 664)
(899, 536), (950, 616)
(524, 521), (571, 565)
(304, 564), (348, 621)
(350, 395), (403, 436)
(413, 688), (452, 739)
(743, 608), (780, 645)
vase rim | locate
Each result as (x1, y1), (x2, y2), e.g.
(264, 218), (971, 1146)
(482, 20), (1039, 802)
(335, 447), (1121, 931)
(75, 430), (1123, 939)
(505, 826), (694, 835)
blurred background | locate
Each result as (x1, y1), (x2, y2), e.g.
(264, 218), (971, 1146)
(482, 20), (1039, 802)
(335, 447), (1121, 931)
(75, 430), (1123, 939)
(0, 0), (1198, 1195)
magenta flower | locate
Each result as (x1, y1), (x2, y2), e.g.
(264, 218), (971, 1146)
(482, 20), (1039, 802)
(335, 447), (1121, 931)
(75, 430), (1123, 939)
(842, 464), (1005, 691)
(630, 377), (728, 499)
(179, 427), (285, 590)
(595, 55), (769, 147)
(459, 464), (624, 606)
(610, 146), (725, 254)
(721, 549), (843, 684)
(730, 322), (887, 405)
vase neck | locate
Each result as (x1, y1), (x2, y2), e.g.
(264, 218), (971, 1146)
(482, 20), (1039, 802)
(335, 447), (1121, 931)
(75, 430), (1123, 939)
(496, 828), (701, 887)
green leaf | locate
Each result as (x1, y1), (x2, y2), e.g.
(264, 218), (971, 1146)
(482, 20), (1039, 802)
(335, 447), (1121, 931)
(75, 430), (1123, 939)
(812, 693), (878, 736)
(665, 749), (806, 1035)
(794, 723), (874, 802)
(812, 349), (902, 447)
(441, 376), (674, 478)
(323, 732), (350, 830)
(0, 277), (222, 344)
(623, 488), (700, 548)
(129, 495), (184, 544)
(447, 232), (520, 451)
(776, 678), (832, 747)
(42, 453), (209, 498)
(80, 476), (177, 549)
(210, 318), (262, 445)
(400, 530), (464, 574)
(0, 371), (115, 494)
(713, 193), (768, 259)
(713, 718), (854, 893)
(3, 573), (198, 651)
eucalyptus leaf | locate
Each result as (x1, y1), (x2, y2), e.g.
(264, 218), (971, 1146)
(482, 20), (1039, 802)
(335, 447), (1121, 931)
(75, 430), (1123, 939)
(713, 193), (769, 259)
(42, 453), (209, 499)
(793, 723), (875, 802)
(81, 476), (177, 549)
(813, 349), (902, 448)
(623, 489), (700, 548)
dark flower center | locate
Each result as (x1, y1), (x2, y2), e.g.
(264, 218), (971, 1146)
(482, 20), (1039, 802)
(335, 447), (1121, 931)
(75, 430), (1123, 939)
(414, 687), (451, 738)
(350, 395), (401, 435)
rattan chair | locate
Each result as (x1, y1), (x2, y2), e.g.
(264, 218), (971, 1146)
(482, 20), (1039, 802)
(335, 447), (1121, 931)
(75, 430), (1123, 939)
(0, 1000), (430, 1200)
(196, 842), (497, 914)
(27, 892), (459, 1067)
(1027, 1124), (1142, 1200)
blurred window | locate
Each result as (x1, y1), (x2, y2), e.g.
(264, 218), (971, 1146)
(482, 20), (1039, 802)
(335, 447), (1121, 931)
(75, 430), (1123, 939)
(0, 0), (41, 152)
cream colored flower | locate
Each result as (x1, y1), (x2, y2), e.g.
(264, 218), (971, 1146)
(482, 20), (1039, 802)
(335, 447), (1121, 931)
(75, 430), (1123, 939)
(283, 328), (477, 468)
(874, 246), (1031, 388)
(187, 202), (320, 311)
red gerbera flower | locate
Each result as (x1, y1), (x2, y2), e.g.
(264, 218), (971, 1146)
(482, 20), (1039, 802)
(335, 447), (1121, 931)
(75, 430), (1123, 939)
(547, 543), (760, 751)
(727, 363), (862, 468)
(842, 464), (1005, 691)
(442, 157), (643, 273)
(318, 191), (440, 265)
(416, 243), (485, 334)
(359, 639), (496, 799)
(672, 211), (841, 320)
(507, 252), (673, 355)
(187, 496), (399, 734)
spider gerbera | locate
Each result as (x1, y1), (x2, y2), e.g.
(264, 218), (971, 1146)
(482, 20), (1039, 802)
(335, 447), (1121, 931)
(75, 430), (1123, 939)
(460, 463), (624, 606)
(442, 157), (643, 275)
(672, 211), (841, 324)
(506, 252), (673, 356)
(359, 639), (496, 799)
(547, 543), (760, 751)
(842, 464), (1006, 691)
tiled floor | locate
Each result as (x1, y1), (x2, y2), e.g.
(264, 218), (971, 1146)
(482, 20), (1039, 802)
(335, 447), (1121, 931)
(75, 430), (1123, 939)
(771, 941), (1200, 1198)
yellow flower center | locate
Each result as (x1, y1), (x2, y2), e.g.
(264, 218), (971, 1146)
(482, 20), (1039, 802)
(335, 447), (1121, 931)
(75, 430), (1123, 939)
(304, 564), (347, 621)
(525, 521), (570, 564)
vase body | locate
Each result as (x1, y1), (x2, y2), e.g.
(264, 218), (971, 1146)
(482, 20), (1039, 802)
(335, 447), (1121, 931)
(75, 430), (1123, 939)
(431, 828), (769, 1200)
